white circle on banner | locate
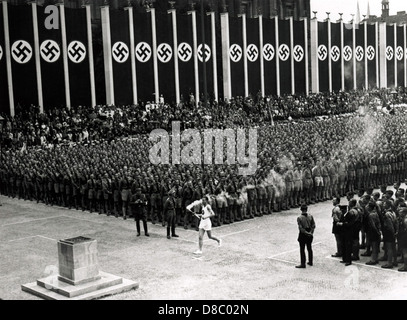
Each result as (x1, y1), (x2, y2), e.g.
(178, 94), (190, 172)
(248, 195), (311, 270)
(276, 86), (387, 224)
(366, 45), (375, 61)
(386, 46), (394, 61)
(263, 43), (275, 61)
(331, 45), (340, 62)
(157, 43), (173, 63)
(355, 46), (364, 62)
(67, 41), (87, 63)
(40, 40), (60, 63)
(396, 46), (404, 61)
(136, 42), (152, 63)
(318, 44), (328, 61)
(112, 41), (129, 63)
(246, 44), (259, 62)
(278, 44), (290, 61)
(11, 40), (33, 64)
(343, 45), (353, 62)
(178, 42), (193, 62)
(293, 45), (304, 62)
(229, 44), (243, 62)
(198, 44), (211, 62)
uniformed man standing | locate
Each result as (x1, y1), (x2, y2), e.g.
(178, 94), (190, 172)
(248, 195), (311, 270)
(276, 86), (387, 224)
(296, 204), (316, 268)
(163, 188), (179, 239)
(130, 188), (149, 237)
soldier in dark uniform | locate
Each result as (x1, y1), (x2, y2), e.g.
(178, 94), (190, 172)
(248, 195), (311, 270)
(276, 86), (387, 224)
(246, 177), (257, 217)
(149, 176), (162, 225)
(80, 171), (88, 211)
(163, 188), (179, 239)
(34, 169), (44, 204)
(302, 161), (314, 205)
(226, 177), (239, 221)
(95, 176), (103, 214)
(112, 173), (121, 217)
(120, 174), (131, 220)
(87, 174), (96, 213)
(64, 172), (72, 209)
(256, 176), (266, 216)
(130, 187), (149, 237)
(71, 170), (80, 210)
(183, 181), (194, 229)
(102, 173), (112, 216)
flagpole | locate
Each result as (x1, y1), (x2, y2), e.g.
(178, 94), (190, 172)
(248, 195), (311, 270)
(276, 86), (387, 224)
(31, 1), (43, 113)
(168, 4), (180, 105)
(85, 4), (96, 108)
(258, 13), (264, 98)
(200, 0), (207, 107)
(101, 4), (114, 105)
(58, 3), (71, 110)
(2, 1), (14, 116)
(275, 16), (280, 96)
(208, 10), (218, 102)
(125, 5), (137, 105)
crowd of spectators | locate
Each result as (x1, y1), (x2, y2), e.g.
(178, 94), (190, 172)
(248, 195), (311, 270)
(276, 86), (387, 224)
(3, 88), (399, 150)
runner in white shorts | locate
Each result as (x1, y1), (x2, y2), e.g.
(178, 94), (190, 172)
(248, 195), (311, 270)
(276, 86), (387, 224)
(189, 196), (222, 255)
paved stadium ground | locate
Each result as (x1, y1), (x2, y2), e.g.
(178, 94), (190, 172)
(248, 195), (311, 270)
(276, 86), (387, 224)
(1, 190), (407, 300)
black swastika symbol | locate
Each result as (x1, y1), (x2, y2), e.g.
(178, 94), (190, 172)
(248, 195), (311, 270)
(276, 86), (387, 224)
(386, 46), (393, 60)
(178, 43), (192, 61)
(136, 43), (151, 62)
(158, 44), (172, 62)
(293, 45), (304, 62)
(263, 44), (274, 60)
(367, 46), (375, 60)
(331, 46), (340, 61)
(41, 41), (60, 62)
(230, 44), (242, 62)
(355, 47), (364, 61)
(13, 41), (32, 63)
(397, 47), (404, 60)
(113, 43), (129, 62)
(198, 44), (211, 62)
(279, 45), (290, 61)
(343, 46), (352, 61)
(68, 42), (86, 62)
(247, 45), (258, 61)
(318, 45), (327, 60)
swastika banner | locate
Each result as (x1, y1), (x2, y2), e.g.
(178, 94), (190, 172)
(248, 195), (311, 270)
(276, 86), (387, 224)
(262, 17), (276, 96)
(343, 23), (354, 91)
(0, 4), (9, 114)
(229, 16), (244, 98)
(8, 4), (38, 108)
(293, 19), (306, 94)
(366, 23), (377, 89)
(37, 5), (65, 110)
(197, 13), (214, 102)
(396, 25), (405, 88)
(331, 22), (342, 92)
(156, 12), (175, 104)
(177, 13), (194, 103)
(278, 18), (291, 95)
(318, 21), (329, 93)
(386, 25), (395, 88)
(246, 17), (260, 97)
(65, 7), (92, 108)
(134, 11), (154, 103)
(355, 23), (365, 90)
(110, 9), (132, 106)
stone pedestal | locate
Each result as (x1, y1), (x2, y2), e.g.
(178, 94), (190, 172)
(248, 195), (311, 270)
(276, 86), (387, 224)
(57, 237), (101, 285)
(22, 237), (138, 300)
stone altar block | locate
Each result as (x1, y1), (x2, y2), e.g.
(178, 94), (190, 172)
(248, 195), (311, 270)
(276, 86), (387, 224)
(22, 237), (139, 300)
(57, 236), (101, 285)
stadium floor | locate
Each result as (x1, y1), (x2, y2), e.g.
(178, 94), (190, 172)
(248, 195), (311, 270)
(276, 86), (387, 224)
(1, 188), (407, 300)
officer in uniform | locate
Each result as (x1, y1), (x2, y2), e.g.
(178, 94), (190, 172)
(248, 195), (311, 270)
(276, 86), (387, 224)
(163, 188), (179, 239)
(130, 188), (149, 237)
